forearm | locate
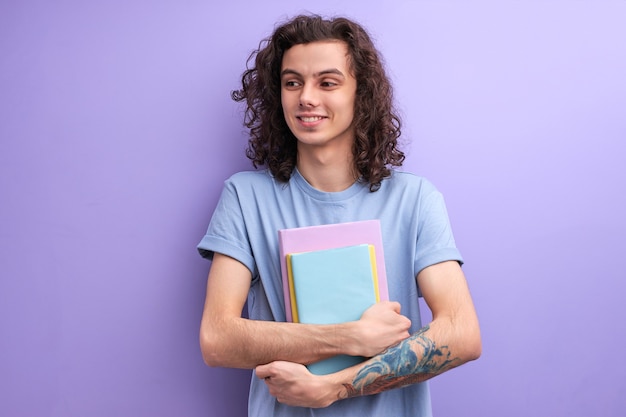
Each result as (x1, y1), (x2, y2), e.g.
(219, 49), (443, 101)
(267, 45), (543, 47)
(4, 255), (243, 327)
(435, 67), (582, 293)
(337, 317), (481, 400)
(257, 317), (481, 408)
(258, 262), (482, 408)
(200, 316), (359, 369)
(334, 261), (482, 400)
(201, 299), (411, 369)
(200, 252), (370, 369)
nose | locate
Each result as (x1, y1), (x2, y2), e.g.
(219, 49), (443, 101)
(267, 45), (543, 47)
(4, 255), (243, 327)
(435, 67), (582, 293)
(299, 84), (318, 107)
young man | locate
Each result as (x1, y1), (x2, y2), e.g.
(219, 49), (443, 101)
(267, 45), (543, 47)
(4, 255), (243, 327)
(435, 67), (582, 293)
(197, 14), (481, 416)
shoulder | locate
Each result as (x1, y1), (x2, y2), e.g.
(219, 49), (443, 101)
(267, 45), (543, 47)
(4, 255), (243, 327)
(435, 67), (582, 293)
(372, 171), (446, 216)
(226, 169), (273, 184)
(219, 169), (293, 208)
(383, 170), (439, 197)
(223, 169), (279, 190)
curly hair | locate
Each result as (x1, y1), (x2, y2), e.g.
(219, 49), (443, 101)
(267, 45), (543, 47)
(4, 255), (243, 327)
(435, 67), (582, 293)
(231, 14), (405, 191)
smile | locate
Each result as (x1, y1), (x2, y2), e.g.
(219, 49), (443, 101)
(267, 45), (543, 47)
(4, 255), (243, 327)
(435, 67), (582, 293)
(298, 116), (325, 122)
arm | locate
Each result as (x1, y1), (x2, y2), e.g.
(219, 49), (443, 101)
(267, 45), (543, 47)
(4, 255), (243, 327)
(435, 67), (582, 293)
(199, 252), (411, 369)
(256, 260), (481, 407)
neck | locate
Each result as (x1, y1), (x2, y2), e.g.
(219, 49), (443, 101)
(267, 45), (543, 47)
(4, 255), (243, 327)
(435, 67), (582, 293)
(296, 147), (358, 192)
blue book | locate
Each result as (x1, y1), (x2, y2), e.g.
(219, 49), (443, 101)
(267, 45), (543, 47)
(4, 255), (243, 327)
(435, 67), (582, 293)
(278, 219), (389, 323)
(286, 244), (380, 375)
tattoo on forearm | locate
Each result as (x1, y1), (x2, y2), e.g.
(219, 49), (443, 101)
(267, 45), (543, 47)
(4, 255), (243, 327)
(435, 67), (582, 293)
(341, 325), (459, 398)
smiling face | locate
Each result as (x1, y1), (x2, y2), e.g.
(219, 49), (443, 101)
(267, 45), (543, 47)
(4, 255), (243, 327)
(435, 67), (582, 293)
(280, 41), (357, 153)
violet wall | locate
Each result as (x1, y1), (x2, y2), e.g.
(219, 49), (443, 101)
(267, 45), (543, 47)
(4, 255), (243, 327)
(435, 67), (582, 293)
(1, 1), (624, 416)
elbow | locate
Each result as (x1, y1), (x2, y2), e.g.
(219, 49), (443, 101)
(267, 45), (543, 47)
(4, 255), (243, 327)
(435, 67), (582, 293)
(448, 313), (481, 363)
(199, 327), (228, 368)
(463, 321), (482, 362)
(466, 333), (482, 362)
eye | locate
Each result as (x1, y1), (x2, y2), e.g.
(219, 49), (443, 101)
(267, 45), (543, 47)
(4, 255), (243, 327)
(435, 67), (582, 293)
(320, 80), (338, 88)
(284, 80), (301, 88)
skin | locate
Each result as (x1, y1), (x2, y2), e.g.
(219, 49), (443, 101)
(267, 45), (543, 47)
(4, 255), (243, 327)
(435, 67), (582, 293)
(200, 40), (481, 407)
(200, 252), (411, 369)
(280, 40), (359, 192)
(256, 260), (481, 408)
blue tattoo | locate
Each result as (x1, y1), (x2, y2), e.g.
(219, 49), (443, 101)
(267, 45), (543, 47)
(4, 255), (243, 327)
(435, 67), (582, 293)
(342, 325), (459, 398)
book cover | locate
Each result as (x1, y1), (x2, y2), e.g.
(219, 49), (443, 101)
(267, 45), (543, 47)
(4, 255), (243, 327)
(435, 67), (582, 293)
(286, 243), (381, 375)
(278, 219), (389, 322)
(287, 244), (380, 323)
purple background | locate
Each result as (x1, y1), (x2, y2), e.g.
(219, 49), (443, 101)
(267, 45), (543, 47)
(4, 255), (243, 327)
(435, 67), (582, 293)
(1, 1), (625, 416)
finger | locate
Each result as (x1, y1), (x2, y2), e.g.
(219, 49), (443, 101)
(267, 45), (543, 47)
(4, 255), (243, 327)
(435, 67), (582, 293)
(255, 364), (272, 379)
(388, 300), (402, 314)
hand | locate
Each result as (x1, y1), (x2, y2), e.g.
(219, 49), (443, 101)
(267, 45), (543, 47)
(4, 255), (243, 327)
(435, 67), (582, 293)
(256, 361), (339, 408)
(350, 301), (411, 357)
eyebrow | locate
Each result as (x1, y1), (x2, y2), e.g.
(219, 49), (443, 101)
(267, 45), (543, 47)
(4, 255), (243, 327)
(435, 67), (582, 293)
(280, 68), (346, 79)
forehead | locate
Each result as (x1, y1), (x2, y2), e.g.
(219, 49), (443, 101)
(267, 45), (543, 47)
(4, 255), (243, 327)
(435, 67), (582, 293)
(281, 41), (352, 73)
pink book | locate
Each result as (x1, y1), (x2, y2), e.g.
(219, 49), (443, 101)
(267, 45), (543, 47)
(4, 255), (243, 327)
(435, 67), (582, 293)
(278, 219), (389, 322)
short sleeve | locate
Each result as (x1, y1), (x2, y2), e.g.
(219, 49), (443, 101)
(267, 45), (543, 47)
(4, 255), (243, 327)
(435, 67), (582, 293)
(413, 190), (463, 276)
(197, 180), (257, 276)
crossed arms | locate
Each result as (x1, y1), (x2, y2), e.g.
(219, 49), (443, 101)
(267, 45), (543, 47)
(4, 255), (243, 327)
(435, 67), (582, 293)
(199, 252), (481, 408)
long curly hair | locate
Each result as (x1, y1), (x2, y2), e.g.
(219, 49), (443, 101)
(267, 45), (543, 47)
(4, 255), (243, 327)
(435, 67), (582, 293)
(232, 14), (405, 191)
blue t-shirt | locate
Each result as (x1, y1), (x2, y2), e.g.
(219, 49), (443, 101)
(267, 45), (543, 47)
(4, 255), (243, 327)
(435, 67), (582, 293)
(198, 168), (462, 417)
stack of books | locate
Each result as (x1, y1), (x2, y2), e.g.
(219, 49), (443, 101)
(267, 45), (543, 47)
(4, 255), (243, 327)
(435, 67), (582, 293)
(278, 220), (388, 375)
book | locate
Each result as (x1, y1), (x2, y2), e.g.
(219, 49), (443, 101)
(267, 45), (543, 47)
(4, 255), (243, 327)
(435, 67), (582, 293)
(286, 244), (381, 324)
(277, 220), (389, 375)
(286, 243), (381, 375)
(278, 219), (389, 323)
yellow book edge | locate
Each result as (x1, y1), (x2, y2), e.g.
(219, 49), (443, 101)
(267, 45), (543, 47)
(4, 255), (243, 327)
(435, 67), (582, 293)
(286, 244), (380, 323)
(369, 244), (381, 302)
(286, 253), (300, 323)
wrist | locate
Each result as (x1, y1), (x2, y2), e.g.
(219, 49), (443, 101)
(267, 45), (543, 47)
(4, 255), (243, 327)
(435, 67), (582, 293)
(336, 321), (362, 357)
(319, 373), (346, 407)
